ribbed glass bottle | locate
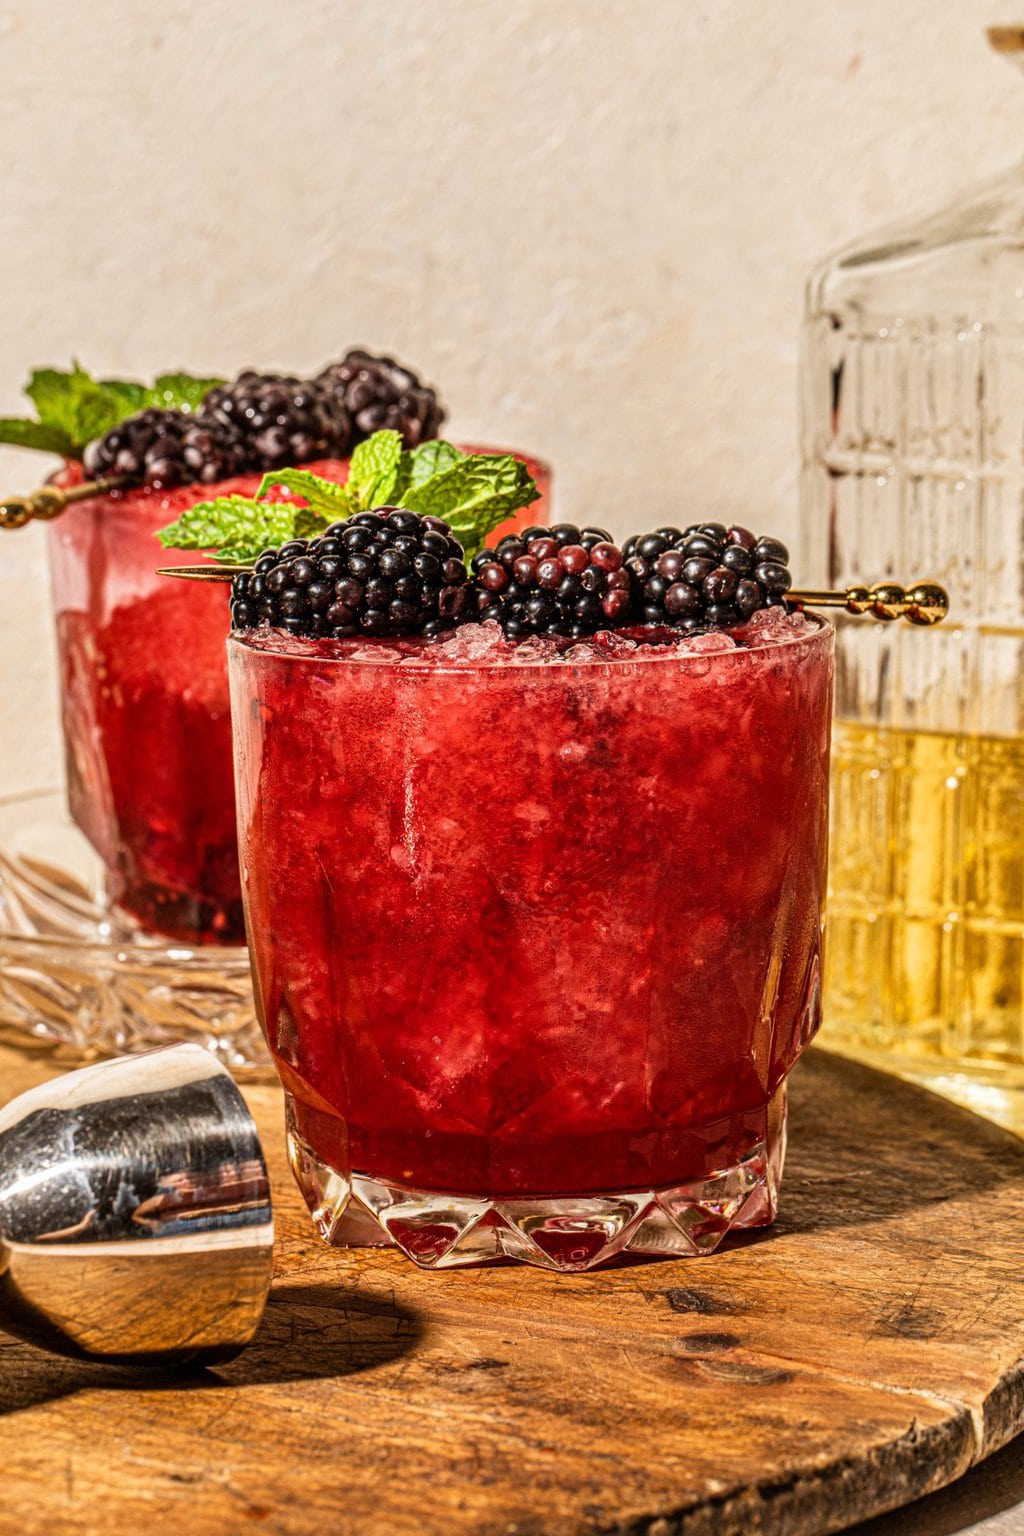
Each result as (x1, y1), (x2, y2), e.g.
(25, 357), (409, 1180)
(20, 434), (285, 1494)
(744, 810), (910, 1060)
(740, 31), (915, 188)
(799, 27), (1024, 1129)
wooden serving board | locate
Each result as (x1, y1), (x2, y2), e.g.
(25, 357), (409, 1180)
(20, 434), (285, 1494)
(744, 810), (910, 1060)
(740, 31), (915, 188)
(1, 1041), (1023, 1536)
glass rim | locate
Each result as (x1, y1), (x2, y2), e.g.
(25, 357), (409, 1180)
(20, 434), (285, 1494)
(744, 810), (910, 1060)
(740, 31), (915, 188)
(226, 612), (834, 673)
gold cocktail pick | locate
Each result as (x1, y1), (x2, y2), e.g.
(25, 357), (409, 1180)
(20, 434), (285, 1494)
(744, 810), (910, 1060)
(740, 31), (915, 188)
(157, 564), (253, 581)
(157, 566), (951, 625)
(0, 476), (132, 528)
(786, 580), (949, 626)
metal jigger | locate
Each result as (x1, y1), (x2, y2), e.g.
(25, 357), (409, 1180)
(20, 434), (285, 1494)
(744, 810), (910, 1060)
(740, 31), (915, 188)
(0, 1044), (274, 1366)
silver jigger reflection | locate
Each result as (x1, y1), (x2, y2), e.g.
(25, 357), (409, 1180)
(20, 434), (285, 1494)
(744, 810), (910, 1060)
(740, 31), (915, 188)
(0, 1044), (274, 1366)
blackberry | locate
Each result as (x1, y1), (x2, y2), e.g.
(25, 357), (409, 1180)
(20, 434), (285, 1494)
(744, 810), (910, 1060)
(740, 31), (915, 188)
(82, 407), (248, 489)
(200, 371), (350, 470)
(470, 524), (629, 639)
(229, 508), (470, 639)
(623, 524), (792, 631)
(316, 349), (445, 448)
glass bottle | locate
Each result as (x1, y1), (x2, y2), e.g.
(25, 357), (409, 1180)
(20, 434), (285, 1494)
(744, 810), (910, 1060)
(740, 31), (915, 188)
(799, 26), (1024, 1130)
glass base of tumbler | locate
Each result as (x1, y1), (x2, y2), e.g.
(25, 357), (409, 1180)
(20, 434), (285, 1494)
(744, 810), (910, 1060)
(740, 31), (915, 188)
(286, 1094), (787, 1272)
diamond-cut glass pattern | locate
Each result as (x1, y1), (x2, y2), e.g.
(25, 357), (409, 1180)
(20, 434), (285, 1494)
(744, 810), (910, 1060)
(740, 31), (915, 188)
(286, 1087), (786, 1272)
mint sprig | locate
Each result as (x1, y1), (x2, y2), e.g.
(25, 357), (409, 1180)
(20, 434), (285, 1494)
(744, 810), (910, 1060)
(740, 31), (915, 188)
(399, 454), (538, 552)
(0, 362), (225, 459)
(157, 498), (310, 564)
(157, 433), (540, 563)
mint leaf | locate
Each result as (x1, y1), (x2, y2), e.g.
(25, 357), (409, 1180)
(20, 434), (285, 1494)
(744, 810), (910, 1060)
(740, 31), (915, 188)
(25, 364), (92, 430)
(404, 438), (463, 486)
(256, 468), (358, 521)
(157, 497), (302, 564)
(391, 438), (463, 500)
(0, 362), (226, 460)
(27, 363), (128, 447)
(95, 378), (150, 417)
(147, 373), (225, 413)
(0, 417), (75, 455)
(398, 454), (539, 555)
(348, 429), (403, 507)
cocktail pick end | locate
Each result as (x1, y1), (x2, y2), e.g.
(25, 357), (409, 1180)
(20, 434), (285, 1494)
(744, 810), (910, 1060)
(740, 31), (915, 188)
(157, 565), (249, 582)
(0, 476), (133, 529)
(0, 1045), (274, 1367)
(788, 580), (949, 626)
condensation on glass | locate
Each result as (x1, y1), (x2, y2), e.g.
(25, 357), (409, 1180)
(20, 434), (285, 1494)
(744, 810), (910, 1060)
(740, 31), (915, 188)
(800, 26), (1024, 1128)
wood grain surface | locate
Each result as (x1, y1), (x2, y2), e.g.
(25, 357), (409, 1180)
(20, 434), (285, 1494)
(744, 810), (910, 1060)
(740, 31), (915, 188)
(0, 1041), (1022, 1536)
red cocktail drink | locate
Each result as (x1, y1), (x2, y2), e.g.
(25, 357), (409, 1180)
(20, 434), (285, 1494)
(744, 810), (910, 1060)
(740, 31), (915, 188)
(228, 611), (833, 1270)
(47, 454), (549, 946)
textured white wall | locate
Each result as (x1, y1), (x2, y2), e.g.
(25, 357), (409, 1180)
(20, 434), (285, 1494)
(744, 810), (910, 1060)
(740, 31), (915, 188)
(0, 0), (1020, 792)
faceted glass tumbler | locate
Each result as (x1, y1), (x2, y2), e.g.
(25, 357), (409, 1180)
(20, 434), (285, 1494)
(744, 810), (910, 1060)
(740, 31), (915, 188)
(799, 28), (1024, 1129)
(227, 617), (833, 1272)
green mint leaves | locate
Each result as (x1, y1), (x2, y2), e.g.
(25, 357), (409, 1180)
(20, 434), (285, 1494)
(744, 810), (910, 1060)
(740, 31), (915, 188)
(399, 455), (538, 552)
(157, 433), (540, 563)
(348, 429), (405, 507)
(255, 468), (359, 521)
(156, 498), (300, 565)
(0, 363), (224, 459)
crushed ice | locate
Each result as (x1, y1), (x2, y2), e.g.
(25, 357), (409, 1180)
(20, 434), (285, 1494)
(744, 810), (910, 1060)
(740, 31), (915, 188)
(239, 609), (820, 667)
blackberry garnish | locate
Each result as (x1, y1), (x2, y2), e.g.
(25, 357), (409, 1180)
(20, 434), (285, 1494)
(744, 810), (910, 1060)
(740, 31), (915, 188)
(229, 508), (469, 639)
(470, 524), (629, 639)
(200, 371), (350, 470)
(82, 407), (248, 489)
(316, 349), (445, 448)
(623, 524), (792, 631)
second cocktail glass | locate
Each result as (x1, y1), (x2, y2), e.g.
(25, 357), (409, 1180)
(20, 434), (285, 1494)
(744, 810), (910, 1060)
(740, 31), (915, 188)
(47, 455), (550, 948)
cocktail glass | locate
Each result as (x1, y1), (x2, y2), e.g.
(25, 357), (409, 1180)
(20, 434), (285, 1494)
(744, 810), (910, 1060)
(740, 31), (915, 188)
(47, 453), (549, 947)
(227, 612), (834, 1271)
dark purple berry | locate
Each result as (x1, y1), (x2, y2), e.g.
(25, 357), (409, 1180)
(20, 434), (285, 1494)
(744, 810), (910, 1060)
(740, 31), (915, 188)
(620, 521), (793, 630)
(664, 582), (701, 617)
(721, 545), (753, 575)
(201, 372), (349, 469)
(754, 536), (790, 565)
(682, 556), (716, 586)
(469, 525), (628, 638)
(734, 580), (762, 619)
(682, 534), (722, 560)
(560, 544), (590, 575)
(727, 525), (756, 550)
(637, 534), (668, 561)
(704, 567), (738, 603)
(754, 561), (792, 594)
(590, 542), (623, 572)
(602, 589), (631, 621)
(229, 508), (469, 639)
(83, 407), (247, 489)
(316, 349), (444, 448)
(580, 525), (614, 550)
(656, 550), (686, 582)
